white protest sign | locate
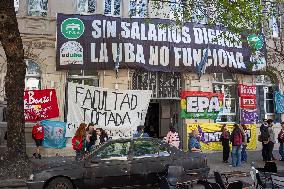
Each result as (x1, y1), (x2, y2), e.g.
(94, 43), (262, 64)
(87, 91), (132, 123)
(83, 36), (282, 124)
(66, 82), (152, 138)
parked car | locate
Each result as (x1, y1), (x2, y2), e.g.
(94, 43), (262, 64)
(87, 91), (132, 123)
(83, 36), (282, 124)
(27, 137), (209, 189)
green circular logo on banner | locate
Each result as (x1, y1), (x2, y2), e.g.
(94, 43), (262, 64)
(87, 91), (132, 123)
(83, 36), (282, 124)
(247, 34), (263, 50)
(61, 18), (85, 39)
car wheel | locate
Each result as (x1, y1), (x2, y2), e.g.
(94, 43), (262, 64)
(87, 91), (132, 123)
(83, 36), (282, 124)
(46, 177), (74, 189)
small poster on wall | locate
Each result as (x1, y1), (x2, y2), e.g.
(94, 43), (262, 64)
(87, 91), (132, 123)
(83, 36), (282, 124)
(180, 91), (224, 120)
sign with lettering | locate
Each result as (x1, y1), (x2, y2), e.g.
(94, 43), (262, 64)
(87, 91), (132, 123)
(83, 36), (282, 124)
(24, 89), (59, 121)
(240, 96), (257, 109)
(66, 82), (152, 138)
(238, 84), (256, 97)
(187, 123), (257, 150)
(181, 91), (224, 120)
(56, 13), (266, 73)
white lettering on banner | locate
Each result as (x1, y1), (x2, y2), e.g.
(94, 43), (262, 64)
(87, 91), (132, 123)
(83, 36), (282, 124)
(186, 96), (220, 113)
(27, 91), (53, 104)
(66, 83), (152, 138)
(149, 46), (159, 65)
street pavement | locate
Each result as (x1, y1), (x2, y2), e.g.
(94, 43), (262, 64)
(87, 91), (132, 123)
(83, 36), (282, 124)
(2, 150), (284, 188)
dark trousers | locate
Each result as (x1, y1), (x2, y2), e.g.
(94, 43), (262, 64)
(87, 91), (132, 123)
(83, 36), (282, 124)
(268, 141), (274, 161)
(222, 139), (230, 161)
(262, 142), (269, 161)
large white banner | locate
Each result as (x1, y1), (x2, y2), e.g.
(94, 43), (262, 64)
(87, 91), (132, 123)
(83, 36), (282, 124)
(66, 83), (152, 138)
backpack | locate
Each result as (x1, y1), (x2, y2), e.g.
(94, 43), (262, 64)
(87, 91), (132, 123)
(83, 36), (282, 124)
(72, 136), (83, 151)
(260, 125), (270, 142)
(232, 132), (242, 146)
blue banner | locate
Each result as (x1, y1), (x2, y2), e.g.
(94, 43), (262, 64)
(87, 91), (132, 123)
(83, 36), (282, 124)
(40, 120), (67, 149)
(275, 91), (284, 113)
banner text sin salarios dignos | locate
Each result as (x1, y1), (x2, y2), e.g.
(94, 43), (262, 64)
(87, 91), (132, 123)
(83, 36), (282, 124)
(56, 14), (261, 73)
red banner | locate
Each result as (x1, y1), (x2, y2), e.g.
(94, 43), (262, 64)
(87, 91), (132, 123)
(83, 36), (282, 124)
(240, 96), (257, 109)
(24, 89), (59, 122)
(238, 84), (256, 97)
(238, 84), (257, 109)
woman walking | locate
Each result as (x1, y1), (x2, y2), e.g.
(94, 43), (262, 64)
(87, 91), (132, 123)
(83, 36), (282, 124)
(230, 124), (243, 167)
(220, 124), (230, 163)
(72, 123), (87, 161)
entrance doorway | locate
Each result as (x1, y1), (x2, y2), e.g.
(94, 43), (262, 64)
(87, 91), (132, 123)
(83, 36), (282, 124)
(144, 103), (159, 138)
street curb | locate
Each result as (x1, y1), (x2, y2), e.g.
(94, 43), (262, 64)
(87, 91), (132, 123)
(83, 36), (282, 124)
(0, 179), (26, 188)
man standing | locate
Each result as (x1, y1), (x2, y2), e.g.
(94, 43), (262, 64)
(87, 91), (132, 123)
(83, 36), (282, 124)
(260, 119), (270, 161)
(32, 121), (44, 159)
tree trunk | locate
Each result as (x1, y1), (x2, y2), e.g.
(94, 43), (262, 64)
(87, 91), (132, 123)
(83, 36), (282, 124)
(0, 0), (30, 179)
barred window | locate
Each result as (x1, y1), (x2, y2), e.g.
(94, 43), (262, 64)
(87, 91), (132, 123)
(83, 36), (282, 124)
(28, 0), (48, 17)
(77, 0), (96, 14)
(129, 0), (147, 18)
(14, 0), (19, 14)
(25, 59), (42, 90)
(105, 0), (121, 16)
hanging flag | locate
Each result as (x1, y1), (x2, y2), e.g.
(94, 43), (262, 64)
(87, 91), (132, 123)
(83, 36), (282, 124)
(114, 46), (120, 78)
(197, 48), (208, 79)
(275, 91), (284, 113)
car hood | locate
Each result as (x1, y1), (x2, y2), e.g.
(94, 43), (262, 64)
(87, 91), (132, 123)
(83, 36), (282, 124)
(32, 157), (81, 173)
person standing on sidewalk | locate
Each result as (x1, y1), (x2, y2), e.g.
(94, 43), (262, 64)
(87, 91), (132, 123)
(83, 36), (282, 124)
(277, 122), (284, 161)
(220, 124), (230, 163)
(240, 124), (249, 163)
(267, 119), (276, 161)
(230, 124), (243, 167)
(260, 119), (270, 161)
(164, 126), (180, 149)
(72, 123), (87, 161)
(32, 121), (44, 159)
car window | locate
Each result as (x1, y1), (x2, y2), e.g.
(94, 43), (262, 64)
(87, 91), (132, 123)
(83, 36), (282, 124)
(94, 142), (130, 161)
(159, 145), (170, 157)
(133, 141), (163, 158)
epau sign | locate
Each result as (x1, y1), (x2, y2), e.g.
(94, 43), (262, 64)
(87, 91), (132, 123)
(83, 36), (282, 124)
(24, 89), (59, 121)
(181, 91), (224, 113)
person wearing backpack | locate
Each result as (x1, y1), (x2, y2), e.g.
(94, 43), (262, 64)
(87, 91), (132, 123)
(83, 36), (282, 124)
(72, 123), (87, 161)
(260, 119), (270, 161)
(278, 122), (284, 161)
(230, 124), (243, 167)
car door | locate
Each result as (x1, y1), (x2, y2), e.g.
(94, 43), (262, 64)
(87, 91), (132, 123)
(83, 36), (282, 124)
(129, 139), (172, 186)
(84, 141), (131, 188)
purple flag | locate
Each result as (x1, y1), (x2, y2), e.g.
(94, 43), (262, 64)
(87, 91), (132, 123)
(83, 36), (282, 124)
(241, 109), (258, 124)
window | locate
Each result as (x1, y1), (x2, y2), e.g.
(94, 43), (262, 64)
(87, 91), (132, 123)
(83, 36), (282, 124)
(14, 0), (19, 14)
(28, 0), (48, 16)
(265, 86), (275, 114)
(77, 0), (96, 14)
(25, 59), (41, 90)
(133, 140), (170, 158)
(67, 70), (99, 87)
(212, 73), (237, 123)
(191, 0), (207, 24)
(105, 0), (121, 16)
(95, 142), (130, 160)
(169, 0), (182, 20)
(132, 71), (181, 99)
(129, 0), (147, 18)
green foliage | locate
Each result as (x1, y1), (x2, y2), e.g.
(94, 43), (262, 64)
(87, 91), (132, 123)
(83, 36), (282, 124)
(151, 0), (283, 40)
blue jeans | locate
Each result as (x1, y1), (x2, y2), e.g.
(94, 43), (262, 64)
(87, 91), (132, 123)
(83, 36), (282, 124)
(279, 143), (284, 160)
(241, 145), (247, 162)
(231, 145), (242, 167)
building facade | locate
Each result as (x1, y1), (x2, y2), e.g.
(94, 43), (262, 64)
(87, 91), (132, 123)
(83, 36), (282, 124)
(0, 0), (283, 154)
